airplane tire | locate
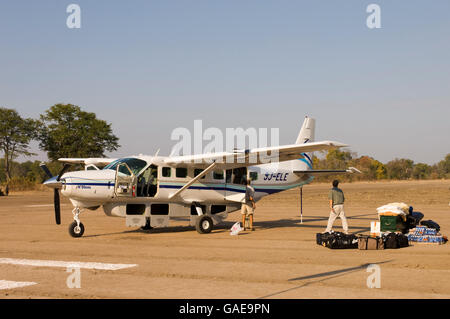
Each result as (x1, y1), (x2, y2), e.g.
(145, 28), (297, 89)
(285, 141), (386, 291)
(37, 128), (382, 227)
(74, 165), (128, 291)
(196, 215), (213, 234)
(69, 221), (85, 238)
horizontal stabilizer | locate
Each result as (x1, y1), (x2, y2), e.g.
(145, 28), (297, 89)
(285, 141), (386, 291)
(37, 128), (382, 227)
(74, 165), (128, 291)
(294, 167), (362, 176)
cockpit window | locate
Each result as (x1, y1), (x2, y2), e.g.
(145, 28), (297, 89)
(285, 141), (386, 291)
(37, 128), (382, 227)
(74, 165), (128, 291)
(104, 158), (148, 176)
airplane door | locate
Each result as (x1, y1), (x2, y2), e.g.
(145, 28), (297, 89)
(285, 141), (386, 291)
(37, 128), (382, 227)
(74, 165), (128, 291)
(114, 163), (137, 197)
(225, 167), (247, 202)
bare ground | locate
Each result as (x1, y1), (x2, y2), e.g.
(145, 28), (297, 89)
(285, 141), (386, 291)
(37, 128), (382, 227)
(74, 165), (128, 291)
(0, 180), (449, 299)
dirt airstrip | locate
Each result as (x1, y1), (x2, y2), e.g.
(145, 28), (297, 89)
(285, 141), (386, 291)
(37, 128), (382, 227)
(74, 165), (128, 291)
(0, 180), (449, 298)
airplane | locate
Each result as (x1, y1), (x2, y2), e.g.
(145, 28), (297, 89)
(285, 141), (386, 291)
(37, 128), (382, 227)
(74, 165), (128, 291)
(40, 116), (361, 237)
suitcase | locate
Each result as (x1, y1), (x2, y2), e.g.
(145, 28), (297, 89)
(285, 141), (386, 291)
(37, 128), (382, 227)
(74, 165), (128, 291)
(358, 235), (384, 250)
(322, 232), (358, 249)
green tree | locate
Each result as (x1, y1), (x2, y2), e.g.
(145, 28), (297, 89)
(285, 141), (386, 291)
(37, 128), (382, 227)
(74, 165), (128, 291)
(38, 104), (120, 161)
(412, 163), (432, 179)
(432, 154), (450, 179)
(0, 107), (38, 195)
(385, 158), (414, 180)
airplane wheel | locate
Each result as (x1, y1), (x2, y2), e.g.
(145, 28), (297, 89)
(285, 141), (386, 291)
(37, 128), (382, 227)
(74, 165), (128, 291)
(196, 215), (213, 234)
(69, 221), (85, 238)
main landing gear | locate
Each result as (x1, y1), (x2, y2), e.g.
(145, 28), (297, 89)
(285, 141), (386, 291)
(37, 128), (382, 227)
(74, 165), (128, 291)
(68, 207), (85, 238)
(195, 215), (214, 234)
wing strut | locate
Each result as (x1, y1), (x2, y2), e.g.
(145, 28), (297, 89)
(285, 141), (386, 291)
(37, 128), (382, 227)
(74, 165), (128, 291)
(168, 162), (217, 199)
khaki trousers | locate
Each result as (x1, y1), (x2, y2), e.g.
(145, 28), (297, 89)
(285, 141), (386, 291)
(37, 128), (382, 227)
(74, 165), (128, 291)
(325, 204), (348, 233)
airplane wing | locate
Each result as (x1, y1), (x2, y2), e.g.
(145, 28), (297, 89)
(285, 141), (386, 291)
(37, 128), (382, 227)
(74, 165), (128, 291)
(58, 158), (117, 166)
(164, 140), (348, 168)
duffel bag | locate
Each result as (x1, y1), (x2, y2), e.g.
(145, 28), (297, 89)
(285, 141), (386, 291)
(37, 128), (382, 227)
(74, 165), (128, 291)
(383, 232), (410, 249)
(396, 233), (409, 248)
(323, 232), (358, 249)
(383, 233), (398, 249)
(358, 235), (384, 250)
(316, 232), (334, 246)
(420, 220), (440, 232)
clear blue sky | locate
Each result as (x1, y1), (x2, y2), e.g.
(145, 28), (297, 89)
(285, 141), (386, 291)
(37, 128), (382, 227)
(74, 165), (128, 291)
(1, 1), (449, 164)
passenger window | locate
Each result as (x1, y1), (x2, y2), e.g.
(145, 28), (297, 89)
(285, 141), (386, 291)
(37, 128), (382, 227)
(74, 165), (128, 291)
(213, 170), (224, 180)
(194, 169), (206, 179)
(176, 167), (188, 178)
(162, 167), (171, 177)
(250, 172), (258, 181)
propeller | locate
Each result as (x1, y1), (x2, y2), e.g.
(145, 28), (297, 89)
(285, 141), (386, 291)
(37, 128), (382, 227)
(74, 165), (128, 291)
(40, 163), (71, 225)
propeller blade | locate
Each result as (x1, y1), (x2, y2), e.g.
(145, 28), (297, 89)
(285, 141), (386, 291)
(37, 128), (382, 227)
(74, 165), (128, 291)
(54, 189), (61, 225)
(57, 164), (71, 181)
(39, 163), (53, 179)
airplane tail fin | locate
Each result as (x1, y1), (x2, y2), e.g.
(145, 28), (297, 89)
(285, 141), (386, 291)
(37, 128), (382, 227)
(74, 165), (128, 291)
(293, 116), (315, 170)
(295, 116), (315, 144)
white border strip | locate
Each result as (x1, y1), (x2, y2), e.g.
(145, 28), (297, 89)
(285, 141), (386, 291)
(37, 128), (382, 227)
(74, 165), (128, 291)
(0, 280), (37, 290)
(0, 258), (137, 271)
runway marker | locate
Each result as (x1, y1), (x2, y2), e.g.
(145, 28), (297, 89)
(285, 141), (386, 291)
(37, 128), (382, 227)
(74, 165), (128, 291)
(0, 258), (137, 271)
(0, 280), (37, 290)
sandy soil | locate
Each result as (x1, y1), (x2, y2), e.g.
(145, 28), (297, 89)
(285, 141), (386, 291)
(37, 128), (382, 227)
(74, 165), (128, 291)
(0, 180), (449, 299)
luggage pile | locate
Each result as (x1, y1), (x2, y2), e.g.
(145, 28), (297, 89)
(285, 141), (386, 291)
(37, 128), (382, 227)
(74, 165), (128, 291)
(315, 203), (447, 250)
(372, 203), (447, 247)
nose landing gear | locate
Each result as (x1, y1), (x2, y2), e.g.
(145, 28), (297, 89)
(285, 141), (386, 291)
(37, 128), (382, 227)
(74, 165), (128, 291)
(69, 207), (85, 237)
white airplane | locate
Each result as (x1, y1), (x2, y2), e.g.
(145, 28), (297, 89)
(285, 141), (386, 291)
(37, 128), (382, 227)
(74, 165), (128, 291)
(40, 117), (360, 237)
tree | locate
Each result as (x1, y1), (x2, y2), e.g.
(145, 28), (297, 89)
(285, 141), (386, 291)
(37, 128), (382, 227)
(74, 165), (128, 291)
(0, 107), (37, 195)
(38, 104), (120, 161)
(385, 158), (414, 180)
(432, 153), (450, 179)
(412, 163), (432, 180)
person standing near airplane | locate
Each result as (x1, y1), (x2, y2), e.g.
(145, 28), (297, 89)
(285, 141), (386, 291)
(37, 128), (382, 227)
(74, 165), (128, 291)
(241, 179), (256, 231)
(324, 179), (349, 234)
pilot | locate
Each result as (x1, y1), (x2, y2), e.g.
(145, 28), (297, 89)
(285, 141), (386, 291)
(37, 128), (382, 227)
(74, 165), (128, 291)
(241, 178), (256, 231)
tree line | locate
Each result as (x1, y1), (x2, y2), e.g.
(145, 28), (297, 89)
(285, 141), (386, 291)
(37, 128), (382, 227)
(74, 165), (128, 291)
(0, 104), (119, 195)
(312, 149), (450, 182)
(1, 105), (449, 194)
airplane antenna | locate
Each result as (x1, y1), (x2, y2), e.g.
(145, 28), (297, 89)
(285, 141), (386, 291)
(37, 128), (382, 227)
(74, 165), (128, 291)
(154, 149), (160, 157)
